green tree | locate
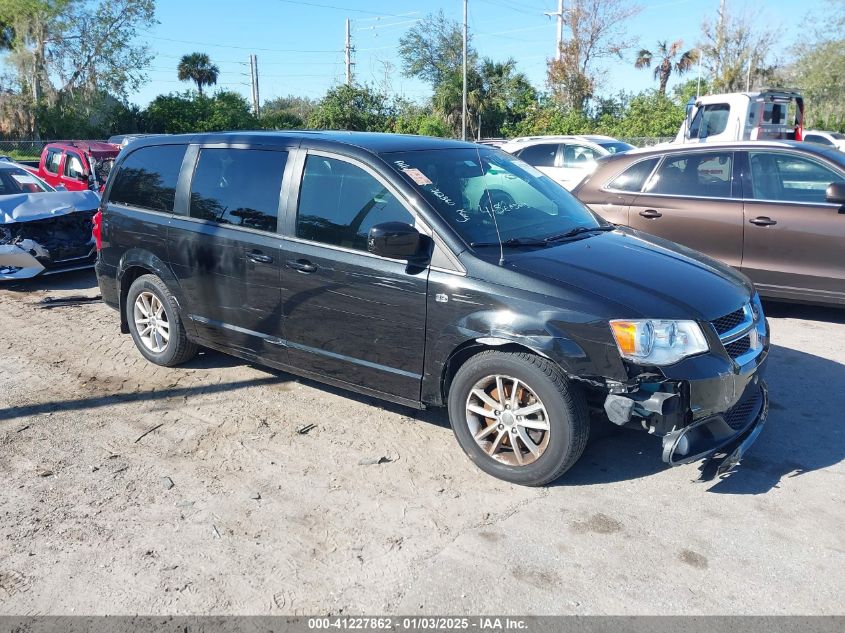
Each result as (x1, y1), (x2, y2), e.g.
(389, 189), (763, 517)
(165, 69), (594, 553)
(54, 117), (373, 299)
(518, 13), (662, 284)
(177, 52), (219, 96)
(634, 40), (697, 96)
(144, 91), (256, 134)
(700, 2), (775, 92)
(398, 10), (474, 86)
(546, 0), (641, 112)
(308, 84), (392, 132)
(0, 0), (155, 136)
(790, 1), (845, 130)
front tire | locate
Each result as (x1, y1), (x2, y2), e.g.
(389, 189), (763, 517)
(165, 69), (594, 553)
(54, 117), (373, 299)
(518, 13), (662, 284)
(448, 351), (589, 486)
(126, 274), (197, 367)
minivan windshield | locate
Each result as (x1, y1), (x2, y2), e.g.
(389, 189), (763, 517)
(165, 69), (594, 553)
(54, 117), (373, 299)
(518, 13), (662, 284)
(386, 148), (604, 248)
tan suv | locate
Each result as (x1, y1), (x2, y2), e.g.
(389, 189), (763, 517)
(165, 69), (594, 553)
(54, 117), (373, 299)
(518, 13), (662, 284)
(574, 141), (845, 306)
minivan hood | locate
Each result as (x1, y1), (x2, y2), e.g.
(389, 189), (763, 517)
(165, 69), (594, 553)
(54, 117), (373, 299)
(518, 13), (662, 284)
(505, 228), (752, 321)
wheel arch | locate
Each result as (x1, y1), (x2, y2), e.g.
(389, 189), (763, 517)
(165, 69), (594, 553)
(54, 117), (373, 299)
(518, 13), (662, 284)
(440, 338), (554, 406)
(117, 250), (187, 335)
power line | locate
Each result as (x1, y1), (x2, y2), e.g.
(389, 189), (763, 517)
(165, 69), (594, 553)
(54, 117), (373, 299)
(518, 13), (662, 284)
(275, 0), (416, 18)
(145, 34), (340, 54)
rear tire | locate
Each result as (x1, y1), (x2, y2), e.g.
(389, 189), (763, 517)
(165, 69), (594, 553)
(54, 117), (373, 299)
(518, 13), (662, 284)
(448, 350), (589, 486)
(126, 274), (197, 367)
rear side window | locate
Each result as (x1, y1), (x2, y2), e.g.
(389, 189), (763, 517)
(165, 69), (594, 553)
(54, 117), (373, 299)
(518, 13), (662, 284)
(562, 144), (600, 168)
(805, 134), (833, 146)
(189, 148), (287, 232)
(296, 155), (414, 251)
(607, 158), (658, 192)
(109, 145), (187, 213)
(517, 143), (558, 168)
(45, 148), (62, 174)
(646, 152), (734, 198)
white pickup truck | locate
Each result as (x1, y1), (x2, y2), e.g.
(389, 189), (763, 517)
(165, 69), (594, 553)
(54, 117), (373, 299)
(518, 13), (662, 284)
(675, 90), (804, 144)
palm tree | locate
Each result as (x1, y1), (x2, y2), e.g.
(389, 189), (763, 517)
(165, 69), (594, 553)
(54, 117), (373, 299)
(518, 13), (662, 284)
(177, 53), (219, 96)
(634, 40), (697, 96)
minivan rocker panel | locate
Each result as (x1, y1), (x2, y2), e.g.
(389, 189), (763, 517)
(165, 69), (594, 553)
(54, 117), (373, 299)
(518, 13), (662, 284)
(95, 131), (769, 486)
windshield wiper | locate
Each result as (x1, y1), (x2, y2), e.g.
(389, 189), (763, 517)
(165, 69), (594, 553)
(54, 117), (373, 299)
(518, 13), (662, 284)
(543, 225), (615, 243)
(470, 237), (550, 248)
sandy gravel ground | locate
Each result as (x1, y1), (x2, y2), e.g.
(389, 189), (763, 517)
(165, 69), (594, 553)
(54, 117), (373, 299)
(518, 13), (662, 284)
(0, 270), (843, 615)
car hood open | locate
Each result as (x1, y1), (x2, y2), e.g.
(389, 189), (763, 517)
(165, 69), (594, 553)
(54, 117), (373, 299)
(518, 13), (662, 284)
(506, 228), (753, 321)
(0, 190), (101, 225)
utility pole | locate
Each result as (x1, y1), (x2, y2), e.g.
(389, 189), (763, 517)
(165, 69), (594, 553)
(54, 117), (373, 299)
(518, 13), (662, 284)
(249, 54), (260, 118)
(462, 0), (468, 141)
(545, 0), (564, 61)
(345, 18), (354, 85)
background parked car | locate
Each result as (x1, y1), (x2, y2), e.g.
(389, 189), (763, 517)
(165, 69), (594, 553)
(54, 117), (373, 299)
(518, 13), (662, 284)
(0, 161), (100, 279)
(107, 133), (165, 149)
(675, 90), (805, 144)
(33, 141), (119, 192)
(500, 135), (634, 190)
(804, 130), (845, 151)
(574, 140), (845, 306)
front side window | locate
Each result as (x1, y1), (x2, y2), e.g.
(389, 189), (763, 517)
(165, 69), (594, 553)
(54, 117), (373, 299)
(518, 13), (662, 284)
(296, 155), (414, 251)
(189, 148), (287, 232)
(562, 144), (600, 168)
(748, 151), (844, 203)
(689, 103), (730, 139)
(607, 157), (659, 192)
(386, 148), (603, 248)
(64, 153), (86, 179)
(517, 143), (558, 168)
(109, 145), (187, 213)
(646, 151), (734, 198)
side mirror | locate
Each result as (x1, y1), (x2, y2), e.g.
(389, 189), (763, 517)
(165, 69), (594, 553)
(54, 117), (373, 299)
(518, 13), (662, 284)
(826, 181), (845, 206)
(367, 222), (423, 260)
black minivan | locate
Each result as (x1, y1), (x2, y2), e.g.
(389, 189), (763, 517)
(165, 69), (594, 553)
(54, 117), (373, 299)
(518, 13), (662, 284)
(95, 131), (769, 485)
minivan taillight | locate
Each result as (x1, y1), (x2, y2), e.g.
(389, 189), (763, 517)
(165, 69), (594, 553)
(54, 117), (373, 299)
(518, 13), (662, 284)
(92, 209), (103, 251)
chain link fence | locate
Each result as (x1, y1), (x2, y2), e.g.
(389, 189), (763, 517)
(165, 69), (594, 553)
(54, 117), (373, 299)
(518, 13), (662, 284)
(0, 139), (111, 158)
(620, 136), (674, 147)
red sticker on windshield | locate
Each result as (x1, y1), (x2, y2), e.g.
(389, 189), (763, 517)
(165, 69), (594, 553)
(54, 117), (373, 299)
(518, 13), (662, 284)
(402, 168), (432, 186)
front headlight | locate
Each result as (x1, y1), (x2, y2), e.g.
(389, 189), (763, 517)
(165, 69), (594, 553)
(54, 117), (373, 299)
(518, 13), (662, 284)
(609, 319), (709, 366)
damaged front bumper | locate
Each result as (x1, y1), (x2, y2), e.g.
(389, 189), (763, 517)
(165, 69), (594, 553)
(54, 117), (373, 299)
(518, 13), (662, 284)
(602, 302), (770, 474)
(1, 211), (97, 280)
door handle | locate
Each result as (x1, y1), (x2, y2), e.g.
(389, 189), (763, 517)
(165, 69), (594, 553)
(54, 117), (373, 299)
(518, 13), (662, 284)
(246, 251), (273, 264)
(749, 216), (777, 227)
(286, 259), (317, 273)
(639, 209), (663, 219)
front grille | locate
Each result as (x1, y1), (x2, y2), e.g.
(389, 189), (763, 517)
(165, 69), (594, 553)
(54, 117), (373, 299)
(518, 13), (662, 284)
(724, 335), (751, 359)
(723, 386), (764, 430)
(711, 307), (746, 335)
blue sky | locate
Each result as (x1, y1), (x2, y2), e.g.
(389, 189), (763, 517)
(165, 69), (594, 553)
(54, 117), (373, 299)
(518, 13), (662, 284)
(133, 0), (818, 107)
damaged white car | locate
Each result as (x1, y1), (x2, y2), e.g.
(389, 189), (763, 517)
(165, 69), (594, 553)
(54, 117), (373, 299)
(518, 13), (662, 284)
(0, 162), (100, 280)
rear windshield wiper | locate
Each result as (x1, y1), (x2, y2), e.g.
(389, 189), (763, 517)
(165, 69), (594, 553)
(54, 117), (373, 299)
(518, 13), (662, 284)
(470, 237), (551, 248)
(543, 225), (615, 243)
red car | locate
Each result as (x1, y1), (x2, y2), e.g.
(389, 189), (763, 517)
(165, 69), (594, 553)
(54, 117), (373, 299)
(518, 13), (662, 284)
(33, 141), (120, 192)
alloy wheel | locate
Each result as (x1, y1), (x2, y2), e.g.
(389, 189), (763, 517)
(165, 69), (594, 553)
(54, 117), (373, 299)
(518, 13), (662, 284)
(133, 291), (170, 353)
(465, 374), (550, 466)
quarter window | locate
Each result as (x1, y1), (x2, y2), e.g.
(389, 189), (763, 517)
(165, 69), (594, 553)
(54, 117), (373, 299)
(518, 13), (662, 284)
(189, 148), (287, 232)
(607, 158), (659, 192)
(296, 155), (414, 251)
(646, 152), (734, 198)
(804, 134), (833, 146)
(517, 143), (558, 168)
(109, 145), (187, 213)
(748, 151), (844, 204)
